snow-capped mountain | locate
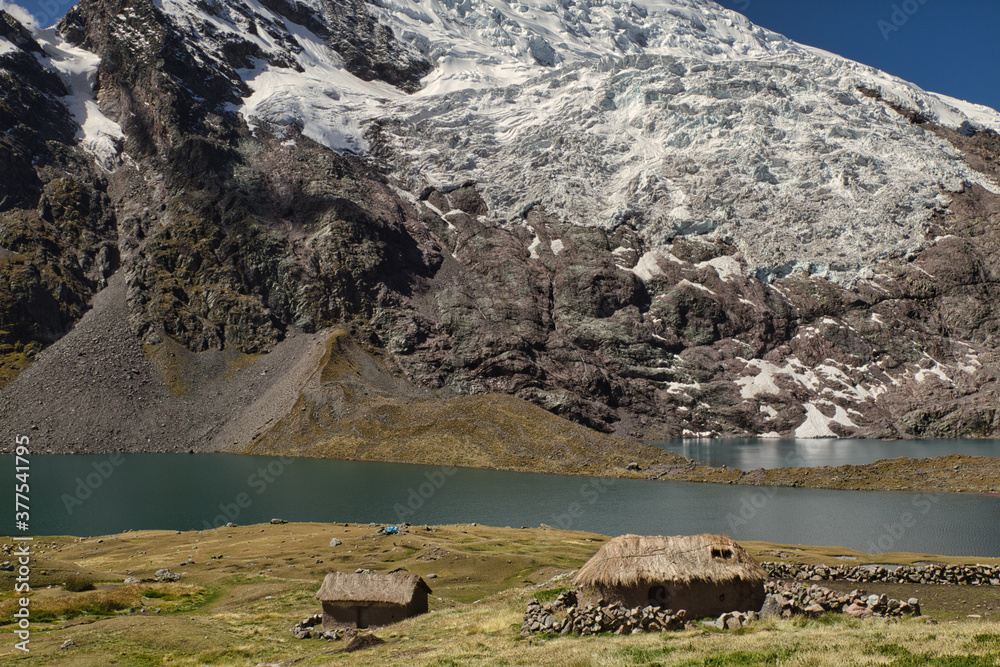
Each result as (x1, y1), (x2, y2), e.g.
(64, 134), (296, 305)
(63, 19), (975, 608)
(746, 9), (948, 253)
(4, 0), (1000, 452)
(61, 0), (1000, 282)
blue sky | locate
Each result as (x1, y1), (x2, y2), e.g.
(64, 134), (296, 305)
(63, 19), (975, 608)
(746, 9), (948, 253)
(715, 0), (1000, 113)
(4, 0), (998, 113)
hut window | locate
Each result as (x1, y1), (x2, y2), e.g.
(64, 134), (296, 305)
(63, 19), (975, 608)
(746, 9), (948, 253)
(710, 547), (733, 560)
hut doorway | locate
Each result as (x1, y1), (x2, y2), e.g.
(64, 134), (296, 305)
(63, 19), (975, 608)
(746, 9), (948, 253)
(649, 585), (670, 607)
(356, 606), (370, 629)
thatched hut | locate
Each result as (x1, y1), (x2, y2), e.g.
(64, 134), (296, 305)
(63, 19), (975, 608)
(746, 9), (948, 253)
(315, 572), (432, 629)
(573, 534), (766, 618)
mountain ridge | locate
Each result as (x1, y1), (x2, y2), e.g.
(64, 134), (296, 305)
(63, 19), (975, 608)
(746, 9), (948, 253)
(3, 0), (1000, 454)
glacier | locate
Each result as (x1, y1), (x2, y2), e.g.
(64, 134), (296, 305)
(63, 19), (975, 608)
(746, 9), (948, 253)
(20, 0), (1000, 285)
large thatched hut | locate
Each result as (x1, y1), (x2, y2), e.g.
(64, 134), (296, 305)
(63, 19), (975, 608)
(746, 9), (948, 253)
(573, 534), (767, 618)
(315, 572), (432, 629)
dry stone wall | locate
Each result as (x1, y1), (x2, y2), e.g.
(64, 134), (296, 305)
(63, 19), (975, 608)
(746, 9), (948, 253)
(763, 562), (1000, 586)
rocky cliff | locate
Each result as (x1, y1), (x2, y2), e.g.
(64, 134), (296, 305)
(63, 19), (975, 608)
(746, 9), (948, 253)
(2, 0), (1000, 458)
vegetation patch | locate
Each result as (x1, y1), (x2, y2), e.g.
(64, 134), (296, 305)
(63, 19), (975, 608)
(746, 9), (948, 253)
(884, 655), (999, 667)
(866, 642), (913, 657)
(616, 645), (679, 665)
(534, 587), (569, 604)
(63, 572), (96, 592)
(687, 647), (798, 666)
(0, 583), (208, 623)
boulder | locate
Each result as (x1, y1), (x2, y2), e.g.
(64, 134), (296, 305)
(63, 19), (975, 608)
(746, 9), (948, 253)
(843, 602), (873, 619)
(759, 594), (783, 619)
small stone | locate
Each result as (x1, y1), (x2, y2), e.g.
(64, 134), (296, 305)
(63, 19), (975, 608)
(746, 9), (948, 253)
(61, 639), (74, 649)
(803, 603), (825, 617)
(329, 538), (342, 547)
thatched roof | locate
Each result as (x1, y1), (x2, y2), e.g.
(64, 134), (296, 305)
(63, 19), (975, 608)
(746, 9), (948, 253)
(316, 572), (432, 605)
(573, 534), (766, 588)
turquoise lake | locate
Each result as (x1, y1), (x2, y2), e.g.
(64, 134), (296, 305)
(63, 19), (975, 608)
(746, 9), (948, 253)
(3, 448), (999, 557)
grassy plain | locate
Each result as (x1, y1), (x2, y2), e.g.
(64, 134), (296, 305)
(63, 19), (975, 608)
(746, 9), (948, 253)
(1, 523), (998, 666)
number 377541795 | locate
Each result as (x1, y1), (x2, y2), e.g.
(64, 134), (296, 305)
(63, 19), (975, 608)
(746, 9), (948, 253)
(14, 435), (30, 531)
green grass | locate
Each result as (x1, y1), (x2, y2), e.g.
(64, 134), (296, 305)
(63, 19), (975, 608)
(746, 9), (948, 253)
(617, 645), (679, 665)
(684, 648), (799, 666)
(866, 643), (913, 657)
(886, 656), (999, 667)
(535, 587), (570, 603)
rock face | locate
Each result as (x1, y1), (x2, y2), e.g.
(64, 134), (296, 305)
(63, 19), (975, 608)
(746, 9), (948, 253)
(3, 1), (1000, 452)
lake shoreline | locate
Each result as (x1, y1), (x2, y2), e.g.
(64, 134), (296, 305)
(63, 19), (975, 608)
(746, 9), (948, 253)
(11, 447), (1000, 495)
(648, 453), (1000, 495)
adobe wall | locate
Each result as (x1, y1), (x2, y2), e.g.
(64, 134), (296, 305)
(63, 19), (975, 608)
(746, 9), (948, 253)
(579, 577), (764, 619)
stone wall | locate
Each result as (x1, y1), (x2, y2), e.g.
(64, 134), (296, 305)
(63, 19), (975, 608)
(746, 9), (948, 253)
(763, 562), (1000, 586)
(522, 582), (925, 636)
(762, 581), (921, 620)
(521, 590), (687, 636)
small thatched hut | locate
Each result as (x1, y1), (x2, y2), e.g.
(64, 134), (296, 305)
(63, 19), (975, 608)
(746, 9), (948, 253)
(315, 572), (432, 629)
(573, 534), (766, 618)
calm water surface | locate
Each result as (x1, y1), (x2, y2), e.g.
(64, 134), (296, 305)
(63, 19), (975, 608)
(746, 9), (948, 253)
(651, 438), (1000, 469)
(3, 453), (999, 557)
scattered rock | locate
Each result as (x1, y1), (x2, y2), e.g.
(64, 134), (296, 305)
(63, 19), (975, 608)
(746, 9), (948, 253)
(154, 569), (180, 582)
(60, 639), (74, 649)
(329, 538), (342, 547)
